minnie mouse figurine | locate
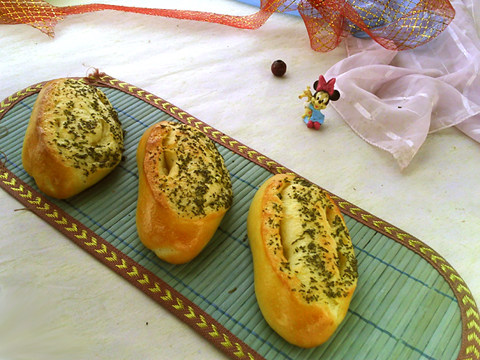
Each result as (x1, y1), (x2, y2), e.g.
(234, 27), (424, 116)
(299, 75), (340, 130)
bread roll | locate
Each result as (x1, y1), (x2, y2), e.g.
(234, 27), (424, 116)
(136, 121), (233, 264)
(22, 78), (124, 199)
(247, 174), (358, 348)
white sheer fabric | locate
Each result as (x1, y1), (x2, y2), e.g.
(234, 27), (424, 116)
(325, 0), (480, 169)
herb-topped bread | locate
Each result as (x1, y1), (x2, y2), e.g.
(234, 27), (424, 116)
(136, 121), (233, 264)
(247, 174), (358, 348)
(22, 78), (124, 199)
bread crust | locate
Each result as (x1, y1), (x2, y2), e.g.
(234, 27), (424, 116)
(136, 121), (233, 264)
(247, 174), (357, 348)
(22, 78), (124, 199)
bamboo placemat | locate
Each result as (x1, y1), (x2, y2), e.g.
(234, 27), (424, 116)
(1, 73), (479, 360)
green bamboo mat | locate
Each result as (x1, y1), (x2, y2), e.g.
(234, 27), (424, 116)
(1, 74), (479, 360)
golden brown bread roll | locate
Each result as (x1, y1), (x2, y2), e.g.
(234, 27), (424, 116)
(247, 174), (358, 348)
(22, 78), (124, 199)
(136, 121), (233, 264)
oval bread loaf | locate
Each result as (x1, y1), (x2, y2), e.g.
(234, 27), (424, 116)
(247, 174), (358, 348)
(136, 121), (233, 264)
(22, 78), (124, 199)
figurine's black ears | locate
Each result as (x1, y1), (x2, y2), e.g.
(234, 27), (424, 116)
(313, 80), (340, 101)
(330, 90), (340, 101)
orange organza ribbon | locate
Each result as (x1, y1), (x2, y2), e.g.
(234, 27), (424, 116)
(0, 0), (455, 52)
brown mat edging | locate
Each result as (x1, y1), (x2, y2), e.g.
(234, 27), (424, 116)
(1, 72), (479, 360)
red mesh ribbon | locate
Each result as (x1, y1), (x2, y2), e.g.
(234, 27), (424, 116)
(0, 0), (455, 51)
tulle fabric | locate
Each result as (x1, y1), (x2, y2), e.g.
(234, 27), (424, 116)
(0, 0), (454, 52)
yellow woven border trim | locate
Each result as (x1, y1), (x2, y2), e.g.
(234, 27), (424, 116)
(0, 83), (44, 117)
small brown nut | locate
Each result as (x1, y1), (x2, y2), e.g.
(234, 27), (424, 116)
(271, 60), (287, 77)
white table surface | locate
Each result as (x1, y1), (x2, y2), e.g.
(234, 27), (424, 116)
(0, 1), (479, 359)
